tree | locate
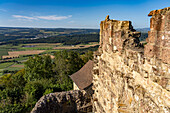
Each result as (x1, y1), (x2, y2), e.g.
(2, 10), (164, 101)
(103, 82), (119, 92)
(81, 50), (93, 63)
(53, 50), (84, 91)
(24, 55), (54, 81)
(0, 70), (26, 113)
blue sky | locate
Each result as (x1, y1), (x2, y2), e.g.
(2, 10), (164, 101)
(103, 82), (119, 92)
(0, 0), (169, 29)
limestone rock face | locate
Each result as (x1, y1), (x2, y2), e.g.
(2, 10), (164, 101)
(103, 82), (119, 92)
(31, 90), (92, 113)
(92, 7), (170, 113)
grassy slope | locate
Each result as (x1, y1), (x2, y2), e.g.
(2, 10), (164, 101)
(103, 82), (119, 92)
(0, 62), (14, 69)
(0, 49), (8, 58)
(5, 66), (24, 71)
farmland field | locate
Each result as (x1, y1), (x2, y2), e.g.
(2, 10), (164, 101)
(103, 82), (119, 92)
(2, 50), (45, 59)
(8, 50), (45, 56)
(0, 49), (8, 58)
(5, 66), (24, 71)
(53, 43), (99, 49)
(11, 63), (24, 68)
(1, 42), (98, 60)
(41, 50), (60, 54)
(13, 56), (29, 62)
(23, 43), (61, 46)
(0, 69), (3, 76)
(18, 43), (61, 50)
(19, 47), (53, 50)
(0, 62), (14, 69)
(0, 42), (99, 76)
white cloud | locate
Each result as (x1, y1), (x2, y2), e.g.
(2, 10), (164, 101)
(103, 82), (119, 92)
(12, 15), (37, 20)
(37, 15), (72, 20)
(12, 15), (72, 21)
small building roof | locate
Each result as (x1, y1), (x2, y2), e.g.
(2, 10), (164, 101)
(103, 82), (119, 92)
(70, 60), (93, 90)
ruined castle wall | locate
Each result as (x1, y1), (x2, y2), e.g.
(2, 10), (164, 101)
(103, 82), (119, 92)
(92, 8), (170, 113)
(145, 7), (170, 64)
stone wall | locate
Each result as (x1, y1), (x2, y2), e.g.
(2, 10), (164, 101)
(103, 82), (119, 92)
(31, 90), (92, 113)
(92, 7), (170, 113)
(145, 7), (170, 64)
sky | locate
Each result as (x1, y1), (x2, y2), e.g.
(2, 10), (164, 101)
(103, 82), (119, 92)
(0, 0), (170, 29)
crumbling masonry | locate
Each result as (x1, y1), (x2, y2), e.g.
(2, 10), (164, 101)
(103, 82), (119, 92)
(92, 7), (170, 113)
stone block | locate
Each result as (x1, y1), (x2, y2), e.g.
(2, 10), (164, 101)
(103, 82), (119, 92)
(165, 21), (170, 31)
(154, 46), (161, 58)
(162, 48), (170, 64)
(147, 31), (156, 43)
(144, 45), (155, 58)
(145, 8), (170, 64)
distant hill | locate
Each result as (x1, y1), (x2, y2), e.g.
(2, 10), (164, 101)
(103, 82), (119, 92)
(136, 28), (150, 33)
(135, 28), (149, 41)
(0, 27), (99, 42)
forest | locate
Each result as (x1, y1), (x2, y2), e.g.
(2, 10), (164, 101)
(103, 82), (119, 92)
(0, 50), (93, 113)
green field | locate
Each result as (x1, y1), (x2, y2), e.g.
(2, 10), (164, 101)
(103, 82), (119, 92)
(12, 62), (24, 66)
(0, 49), (9, 59)
(19, 46), (53, 50)
(0, 43), (60, 52)
(77, 42), (99, 45)
(0, 44), (20, 59)
(41, 50), (60, 54)
(5, 66), (24, 71)
(0, 72), (3, 76)
(0, 69), (3, 76)
(0, 62), (24, 76)
(13, 56), (29, 62)
(0, 62), (14, 69)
